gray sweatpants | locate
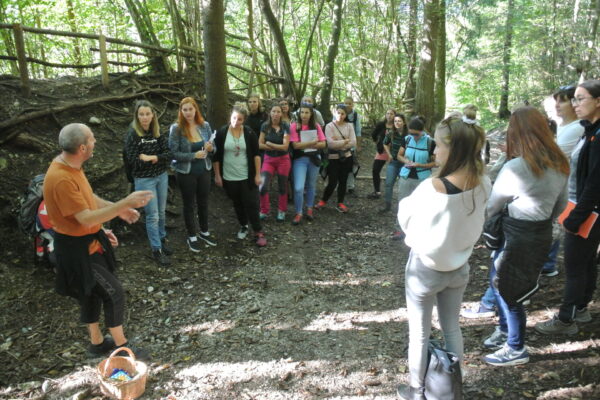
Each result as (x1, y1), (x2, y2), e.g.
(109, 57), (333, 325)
(404, 251), (469, 388)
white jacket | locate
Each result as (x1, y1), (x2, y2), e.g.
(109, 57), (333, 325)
(398, 177), (491, 271)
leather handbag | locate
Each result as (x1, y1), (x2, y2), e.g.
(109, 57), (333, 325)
(424, 341), (462, 400)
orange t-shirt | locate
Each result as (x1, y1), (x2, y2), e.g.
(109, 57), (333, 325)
(43, 161), (101, 254)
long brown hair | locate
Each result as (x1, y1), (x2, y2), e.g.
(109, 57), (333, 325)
(132, 100), (160, 138)
(506, 106), (569, 177)
(436, 117), (486, 189)
(177, 97), (205, 141)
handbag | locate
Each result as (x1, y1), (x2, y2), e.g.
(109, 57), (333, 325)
(424, 341), (462, 400)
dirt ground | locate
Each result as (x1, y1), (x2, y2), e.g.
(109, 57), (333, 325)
(0, 74), (599, 399)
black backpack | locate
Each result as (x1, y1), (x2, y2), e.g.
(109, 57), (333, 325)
(18, 174), (45, 236)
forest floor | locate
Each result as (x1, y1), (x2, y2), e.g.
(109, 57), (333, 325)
(0, 74), (599, 399)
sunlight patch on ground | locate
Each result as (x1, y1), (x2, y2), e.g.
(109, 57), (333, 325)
(303, 309), (408, 332)
(288, 279), (367, 287)
(288, 276), (398, 287)
(179, 319), (236, 335)
(176, 359), (402, 399)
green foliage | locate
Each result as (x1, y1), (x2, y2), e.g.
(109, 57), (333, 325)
(0, 0), (598, 129)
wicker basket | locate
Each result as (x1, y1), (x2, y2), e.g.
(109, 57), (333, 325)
(97, 347), (148, 400)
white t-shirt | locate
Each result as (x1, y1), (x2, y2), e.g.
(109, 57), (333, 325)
(557, 120), (585, 158)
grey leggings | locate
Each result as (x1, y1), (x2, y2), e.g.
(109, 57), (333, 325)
(404, 251), (469, 388)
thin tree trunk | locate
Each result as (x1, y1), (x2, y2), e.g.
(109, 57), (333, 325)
(404, 0), (419, 112)
(318, 0), (343, 123)
(582, 0), (600, 79)
(434, 0), (446, 125)
(246, 0), (258, 95)
(203, 0), (229, 128)
(65, 0), (82, 76)
(415, 0), (439, 131)
(123, 0), (169, 74)
(259, 0), (298, 100)
(498, 0), (514, 120)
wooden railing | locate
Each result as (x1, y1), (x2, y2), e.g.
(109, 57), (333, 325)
(0, 23), (285, 96)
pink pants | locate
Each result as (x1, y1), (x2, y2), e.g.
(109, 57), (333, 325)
(259, 154), (291, 213)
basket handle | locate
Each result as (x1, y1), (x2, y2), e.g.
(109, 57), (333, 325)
(102, 346), (136, 377)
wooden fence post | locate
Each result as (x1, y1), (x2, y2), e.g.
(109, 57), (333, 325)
(13, 23), (30, 96)
(98, 33), (109, 88)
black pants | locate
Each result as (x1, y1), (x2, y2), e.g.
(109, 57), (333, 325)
(372, 159), (386, 192)
(559, 222), (600, 322)
(223, 179), (262, 233)
(322, 157), (353, 203)
(79, 253), (125, 327)
(177, 171), (211, 235)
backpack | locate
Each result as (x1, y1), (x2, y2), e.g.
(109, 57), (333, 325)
(18, 174), (46, 236)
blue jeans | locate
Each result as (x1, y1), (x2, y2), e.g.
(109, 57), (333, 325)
(490, 251), (526, 350)
(292, 156), (319, 214)
(541, 239), (560, 273)
(135, 173), (168, 250)
(481, 286), (496, 310)
(384, 160), (403, 205)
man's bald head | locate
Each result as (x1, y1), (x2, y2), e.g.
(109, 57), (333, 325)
(59, 123), (91, 154)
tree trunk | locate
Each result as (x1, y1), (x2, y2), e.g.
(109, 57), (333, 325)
(123, 0), (170, 74)
(318, 0), (343, 123)
(203, 0), (230, 128)
(498, 0), (514, 120)
(246, 0), (258, 95)
(259, 0), (298, 101)
(582, 0), (600, 79)
(65, 0), (82, 76)
(434, 0), (446, 125)
(404, 0), (418, 112)
(414, 0), (439, 132)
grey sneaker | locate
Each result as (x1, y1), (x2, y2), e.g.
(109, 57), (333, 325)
(396, 384), (426, 400)
(237, 225), (249, 240)
(484, 343), (529, 366)
(484, 326), (508, 349)
(574, 308), (592, 323)
(534, 315), (578, 335)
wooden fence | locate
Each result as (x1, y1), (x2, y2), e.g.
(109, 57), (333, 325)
(0, 23), (286, 96)
(0, 23), (205, 95)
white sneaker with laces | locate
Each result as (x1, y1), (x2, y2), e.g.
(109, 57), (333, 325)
(484, 343), (529, 366)
(237, 225), (249, 240)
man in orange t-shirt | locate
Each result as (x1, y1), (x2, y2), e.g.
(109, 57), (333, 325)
(43, 123), (153, 359)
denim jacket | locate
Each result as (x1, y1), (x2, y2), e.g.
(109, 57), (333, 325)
(168, 122), (214, 174)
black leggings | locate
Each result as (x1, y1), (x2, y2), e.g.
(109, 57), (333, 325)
(223, 179), (262, 232)
(177, 171), (211, 235)
(79, 253), (125, 327)
(322, 157), (354, 203)
(558, 223), (600, 322)
(372, 159), (386, 192)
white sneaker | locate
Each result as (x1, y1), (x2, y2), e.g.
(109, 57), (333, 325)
(237, 225), (249, 240)
(484, 343), (529, 366)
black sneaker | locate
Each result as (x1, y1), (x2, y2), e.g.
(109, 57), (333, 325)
(152, 249), (171, 267)
(187, 237), (202, 253)
(113, 342), (151, 362)
(198, 233), (217, 247)
(161, 238), (174, 256)
(87, 336), (116, 358)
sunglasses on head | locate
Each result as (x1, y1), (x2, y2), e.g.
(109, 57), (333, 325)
(559, 84), (575, 91)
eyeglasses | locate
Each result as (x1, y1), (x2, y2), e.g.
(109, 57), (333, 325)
(571, 96), (594, 106)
